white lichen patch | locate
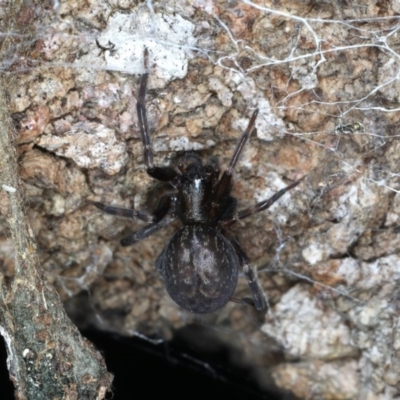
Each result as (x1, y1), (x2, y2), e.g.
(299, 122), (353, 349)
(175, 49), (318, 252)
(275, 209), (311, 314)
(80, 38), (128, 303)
(291, 59), (319, 90)
(255, 97), (287, 140)
(335, 257), (360, 287)
(230, 74), (286, 140)
(302, 241), (335, 265)
(50, 194), (66, 217)
(262, 284), (355, 360)
(1, 184), (16, 193)
(96, 9), (196, 83)
(36, 122), (128, 175)
(153, 136), (215, 152)
(326, 214), (365, 254)
(208, 77), (233, 107)
(243, 172), (299, 225)
(358, 254), (400, 291)
(350, 298), (389, 328)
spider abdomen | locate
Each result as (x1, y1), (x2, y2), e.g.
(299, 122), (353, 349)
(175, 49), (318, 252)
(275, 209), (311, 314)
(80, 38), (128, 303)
(156, 225), (239, 313)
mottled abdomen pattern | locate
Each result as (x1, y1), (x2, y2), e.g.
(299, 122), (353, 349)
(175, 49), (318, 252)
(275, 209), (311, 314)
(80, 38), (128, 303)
(156, 225), (239, 313)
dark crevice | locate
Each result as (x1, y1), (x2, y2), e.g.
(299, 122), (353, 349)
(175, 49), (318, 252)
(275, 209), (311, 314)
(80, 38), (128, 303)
(0, 336), (15, 400)
(80, 325), (298, 400)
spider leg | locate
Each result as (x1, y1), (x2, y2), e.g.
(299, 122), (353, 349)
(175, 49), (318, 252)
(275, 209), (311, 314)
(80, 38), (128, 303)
(137, 48), (179, 182)
(120, 195), (177, 246)
(209, 110), (258, 220)
(120, 213), (176, 246)
(86, 199), (154, 222)
(224, 231), (266, 311)
(220, 177), (303, 229)
(229, 296), (260, 309)
(87, 194), (172, 224)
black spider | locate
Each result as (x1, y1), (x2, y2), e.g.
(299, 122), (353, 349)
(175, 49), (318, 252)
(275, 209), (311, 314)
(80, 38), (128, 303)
(87, 49), (302, 314)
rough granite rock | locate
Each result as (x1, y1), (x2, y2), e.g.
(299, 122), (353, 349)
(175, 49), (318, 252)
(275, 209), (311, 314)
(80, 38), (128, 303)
(2, 0), (400, 398)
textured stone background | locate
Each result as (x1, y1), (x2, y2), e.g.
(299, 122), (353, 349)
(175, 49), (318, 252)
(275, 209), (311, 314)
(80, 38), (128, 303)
(2, 0), (400, 398)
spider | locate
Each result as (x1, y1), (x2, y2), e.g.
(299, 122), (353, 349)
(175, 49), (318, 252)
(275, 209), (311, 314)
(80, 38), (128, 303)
(87, 49), (302, 314)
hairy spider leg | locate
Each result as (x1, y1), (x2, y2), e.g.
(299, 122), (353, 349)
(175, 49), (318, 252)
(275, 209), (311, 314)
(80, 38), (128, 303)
(86, 195), (171, 223)
(220, 177), (304, 229)
(120, 195), (177, 246)
(229, 297), (258, 307)
(223, 231), (266, 310)
(210, 109), (259, 220)
(137, 48), (179, 182)
(87, 195), (177, 246)
(85, 199), (154, 222)
(121, 210), (177, 246)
